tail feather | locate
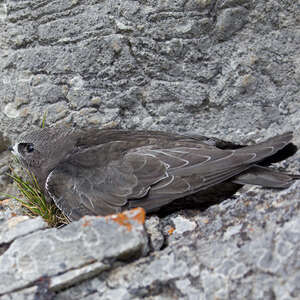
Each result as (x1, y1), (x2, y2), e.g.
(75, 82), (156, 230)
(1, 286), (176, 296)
(232, 165), (300, 188)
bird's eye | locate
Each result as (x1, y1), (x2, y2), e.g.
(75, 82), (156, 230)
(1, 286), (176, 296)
(17, 143), (35, 155)
(26, 144), (34, 153)
(25, 143), (34, 153)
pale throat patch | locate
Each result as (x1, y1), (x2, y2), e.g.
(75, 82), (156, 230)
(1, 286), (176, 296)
(12, 143), (20, 156)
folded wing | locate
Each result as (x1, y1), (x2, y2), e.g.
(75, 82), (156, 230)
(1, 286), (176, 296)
(46, 132), (294, 219)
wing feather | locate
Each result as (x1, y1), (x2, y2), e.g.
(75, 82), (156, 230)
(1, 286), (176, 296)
(45, 131), (294, 219)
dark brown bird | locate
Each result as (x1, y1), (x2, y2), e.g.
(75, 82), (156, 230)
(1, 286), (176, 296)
(11, 127), (299, 220)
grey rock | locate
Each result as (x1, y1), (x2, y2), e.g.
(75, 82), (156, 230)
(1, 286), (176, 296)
(215, 7), (249, 41)
(0, 216), (47, 244)
(0, 0), (300, 299)
(0, 133), (10, 153)
(145, 216), (164, 251)
(0, 151), (12, 193)
(50, 261), (109, 292)
(0, 287), (39, 300)
(56, 181), (300, 300)
(0, 151), (12, 186)
(171, 215), (197, 235)
(0, 0), (298, 142)
(0, 166), (12, 195)
(0, 212), (148, 295)
(0, 151), (22, 214)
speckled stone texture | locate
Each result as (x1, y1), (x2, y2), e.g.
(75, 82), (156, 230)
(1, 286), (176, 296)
(0, 0), (299, 141)
(0, 208), (148, 298)
(54, 181), (300, 300)
(0, 0), (300, 299)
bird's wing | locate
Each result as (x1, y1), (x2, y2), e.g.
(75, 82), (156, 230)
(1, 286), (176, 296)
(46, 132), (293, 220)
(45, 151), (168, 220)
(126, 132), (294, 211)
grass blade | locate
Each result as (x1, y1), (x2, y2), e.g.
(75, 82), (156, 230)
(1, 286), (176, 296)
(3, 169), (70, 227)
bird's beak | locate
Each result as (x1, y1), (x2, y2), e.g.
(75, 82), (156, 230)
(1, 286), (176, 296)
(9, 144), (20, 156)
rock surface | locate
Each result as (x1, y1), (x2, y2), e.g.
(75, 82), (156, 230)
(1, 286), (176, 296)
(56, 181), (300, 300)
(0, 208), (148, 298)
(0, 0), (300, 299)
(0, 0), (299, 142)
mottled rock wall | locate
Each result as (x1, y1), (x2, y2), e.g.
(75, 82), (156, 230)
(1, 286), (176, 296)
(0, 0), (300, 299)
(1, 0), (299, 142)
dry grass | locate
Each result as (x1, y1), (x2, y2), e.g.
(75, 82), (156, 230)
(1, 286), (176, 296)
(5, 160), (70, 227)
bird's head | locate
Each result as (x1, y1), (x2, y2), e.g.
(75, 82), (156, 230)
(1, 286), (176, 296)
(11, 127), (77, 174)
